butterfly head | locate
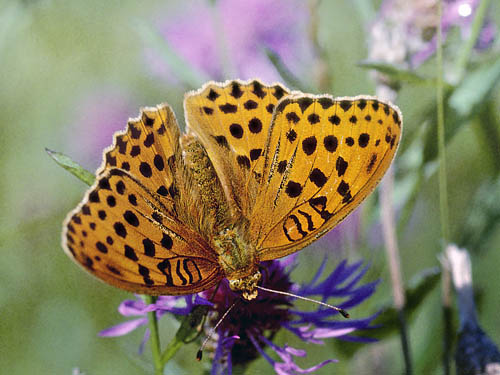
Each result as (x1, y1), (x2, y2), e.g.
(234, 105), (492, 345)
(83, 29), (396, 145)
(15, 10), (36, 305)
(229, 271), (262, 300)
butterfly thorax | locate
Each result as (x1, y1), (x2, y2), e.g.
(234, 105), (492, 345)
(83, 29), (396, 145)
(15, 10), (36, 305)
(213, 227), (261, 300)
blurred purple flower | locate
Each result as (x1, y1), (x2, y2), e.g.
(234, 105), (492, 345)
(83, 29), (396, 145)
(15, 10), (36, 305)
(67, 88), (134, 170)
(321, 207), (362, 252)
(369, 0), (497, 69)
(413, 0), (497, 66)
(102, 258), (379, 374)
(150, 0), (312, 83)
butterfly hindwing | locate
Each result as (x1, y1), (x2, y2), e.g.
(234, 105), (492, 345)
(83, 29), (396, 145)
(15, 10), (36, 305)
(63, 103), (223, 295)
(62, 168), (222, 295)
(184, 79), (290, 218)
(250, 94), (402, 260)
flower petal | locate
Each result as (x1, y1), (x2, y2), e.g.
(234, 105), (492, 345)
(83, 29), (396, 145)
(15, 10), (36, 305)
(98, 317), (147, 337)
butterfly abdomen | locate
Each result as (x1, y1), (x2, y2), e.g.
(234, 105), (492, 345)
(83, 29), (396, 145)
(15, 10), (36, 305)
(213, 227), (259, 279)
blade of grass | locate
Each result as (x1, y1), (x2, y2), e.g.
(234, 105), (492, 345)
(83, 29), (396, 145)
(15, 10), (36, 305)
(263, 47), (314, 92)
(46, 148), (95, 186)
(452, 0), (492, 83)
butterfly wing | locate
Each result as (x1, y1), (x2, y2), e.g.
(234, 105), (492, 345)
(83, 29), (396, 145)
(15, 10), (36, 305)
(249, 94), (402, 260)
(98, 104), (179, 200)
(184, 79), (290, 218)
(62, 104), (223, 295)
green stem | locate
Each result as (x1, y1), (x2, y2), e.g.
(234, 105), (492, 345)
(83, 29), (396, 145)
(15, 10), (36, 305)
(437, 3), (452, 374)
(145, 295), (163, 375)
(160, 337), (184, 365)
(453, 0), (492, 82)
(436, 1), (450, 246)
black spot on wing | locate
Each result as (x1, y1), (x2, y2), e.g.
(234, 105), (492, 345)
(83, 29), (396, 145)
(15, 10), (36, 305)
(229, 123), (244, 139)
(309, 168), (327, 187)
(340, 100), (352, 112)
(359, 133), (370, 148)
(286, 112), (300, 123)
(124, 245), (138, 261)
(144, 133), (154, 147)
(203, 107), (213, 115)
(285, 181), (302, 198)
(286, 129), (297, 143)
(252, 81), (266, 98)
(302, 136), (317, 155)
(213, 135), (230, 149)
(367, 154), (377, 173)
(324, 135), (338, 152)
(297, 97), (313, 112)
(230, 82), (243, 98)
(237, 155), (251, 169)
(250, 148), (262, 161)
(308, 113), (320, 125)
(336, 156), (348, 176)
(219, 103), (238, 113)
(317, 97), (333, 109)
(273, 85), (287, 100)
(328, 115), (341, 125)
(248, 118), (262, 133)
(244, 100), (258, 110)
(207, 88), (220, 101)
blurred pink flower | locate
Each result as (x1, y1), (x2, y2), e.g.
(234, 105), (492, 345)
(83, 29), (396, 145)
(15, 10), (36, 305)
(67, 88), (134, 170)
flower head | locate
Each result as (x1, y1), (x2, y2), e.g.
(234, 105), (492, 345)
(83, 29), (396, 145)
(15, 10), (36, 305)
(102, 257), (379, 374)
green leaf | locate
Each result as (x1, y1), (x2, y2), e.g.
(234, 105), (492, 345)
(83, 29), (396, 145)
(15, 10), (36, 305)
(422, 58), (500, 165)
(357, 60), (434, 85)
(457, 176), (500, 251)
(263, 47), (314, 92)
(45, 148), (95, 186)
(176, 304), (210, 343)
(449, 57), (500, 117)
(135, 21), (210, 89)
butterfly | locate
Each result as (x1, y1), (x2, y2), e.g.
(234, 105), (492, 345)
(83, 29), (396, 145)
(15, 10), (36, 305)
(62, 79), (402, 300)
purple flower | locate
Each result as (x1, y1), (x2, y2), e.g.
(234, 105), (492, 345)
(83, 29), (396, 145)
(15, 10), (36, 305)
(102, 258), (379, 374)
(369, 0), (497, 69)
(149, 0), (312, 83)
(99, 294), (212, 337)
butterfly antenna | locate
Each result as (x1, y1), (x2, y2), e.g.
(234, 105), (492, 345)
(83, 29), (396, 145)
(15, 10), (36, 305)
(196, 299), (239, 361)
(256, 285), (350, 318)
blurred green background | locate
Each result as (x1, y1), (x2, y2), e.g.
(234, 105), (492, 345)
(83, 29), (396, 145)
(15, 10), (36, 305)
(1, 0), (499, 374)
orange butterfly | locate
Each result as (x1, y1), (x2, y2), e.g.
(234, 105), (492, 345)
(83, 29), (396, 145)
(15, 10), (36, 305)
(62, 80), (402, 300)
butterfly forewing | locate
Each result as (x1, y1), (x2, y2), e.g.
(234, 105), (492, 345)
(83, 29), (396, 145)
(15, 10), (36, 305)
(184, 80), (290, 217)
(250, 95), (402, 260)
(100, 104), (180, 201)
